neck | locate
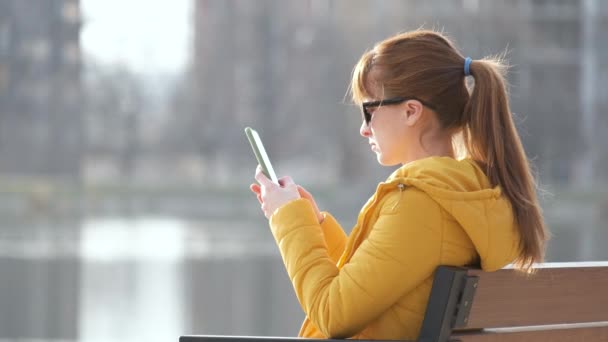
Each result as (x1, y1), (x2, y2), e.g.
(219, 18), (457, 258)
(401, 135), (455, 165)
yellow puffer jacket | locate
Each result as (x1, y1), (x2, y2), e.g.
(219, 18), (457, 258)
(268, 156), (521, 340)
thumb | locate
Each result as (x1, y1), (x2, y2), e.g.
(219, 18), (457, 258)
(254, 165), (274, 187)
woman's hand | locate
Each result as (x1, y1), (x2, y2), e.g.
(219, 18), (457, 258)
(250, 166), (324, 223)
(296, 185), (324, 224)
(250, 165), (300, 219)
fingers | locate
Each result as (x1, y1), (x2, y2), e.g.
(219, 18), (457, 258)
(296, 186), (323, 224)
(250, 183), (261, 195)
(252, 166), (301, 220)
(254, 165), (274, 187)
(297, 185), (312, 200)
(250, 184), (263, 204)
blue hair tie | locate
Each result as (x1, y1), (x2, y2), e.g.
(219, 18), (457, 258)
(464, 57), (472, 76)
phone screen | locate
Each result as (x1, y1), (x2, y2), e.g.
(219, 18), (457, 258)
(244, 127), (278, 184)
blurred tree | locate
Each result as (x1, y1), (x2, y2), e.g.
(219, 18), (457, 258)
(82, 61), (144, 181)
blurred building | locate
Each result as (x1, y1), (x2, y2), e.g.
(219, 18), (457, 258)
(521, 0), (608, 186)
(189, 0), (348, 186)
(189, 0), (608, 187)
(0, 0), (83, 180)
(0, 2), (82, 341)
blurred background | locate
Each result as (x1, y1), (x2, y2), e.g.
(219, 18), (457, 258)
(0, 0), (607, 341)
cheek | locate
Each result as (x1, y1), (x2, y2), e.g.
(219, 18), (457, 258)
(381, 125), (407, 156)
(379, 122), (402, 145)
(371, 112), (403, 146)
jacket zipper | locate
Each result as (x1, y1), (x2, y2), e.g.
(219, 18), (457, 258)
(391, 183), (406, 211)
(340, 182), (406, 265)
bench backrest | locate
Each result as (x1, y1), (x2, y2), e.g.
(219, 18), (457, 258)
(420, 262), (608, 342)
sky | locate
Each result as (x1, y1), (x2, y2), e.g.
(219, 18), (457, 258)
(81, 0), (192, 75)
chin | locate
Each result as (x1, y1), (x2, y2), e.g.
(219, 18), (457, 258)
(376, 154), (400, 167)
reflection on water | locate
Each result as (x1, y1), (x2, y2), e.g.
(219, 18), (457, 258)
(0, 215), (303, 342)
(80, 218), (187, 342)
(0, 194), (606, 341)
(78, 217), (302, 342)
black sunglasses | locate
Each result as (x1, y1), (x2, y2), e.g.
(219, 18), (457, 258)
(361, 96), (436, 125)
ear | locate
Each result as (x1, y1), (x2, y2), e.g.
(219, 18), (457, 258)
(402, 100), (424, 126)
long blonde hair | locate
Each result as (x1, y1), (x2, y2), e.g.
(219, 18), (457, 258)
(350, 30), (548, 272)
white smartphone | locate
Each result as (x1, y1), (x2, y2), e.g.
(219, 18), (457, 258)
(244, 127), (279, 184)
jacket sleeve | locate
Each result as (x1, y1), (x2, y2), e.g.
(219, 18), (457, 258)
(269, 189), (442, 339)
(319, 212), (347, 264)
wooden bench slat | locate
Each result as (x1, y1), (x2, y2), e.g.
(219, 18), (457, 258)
(463, 264), (608, 329)
(452, 322), (608, 342)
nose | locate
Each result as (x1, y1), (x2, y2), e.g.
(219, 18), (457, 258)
(360, 121), (371, 138)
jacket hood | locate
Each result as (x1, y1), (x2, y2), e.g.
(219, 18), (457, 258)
(384, 156), (521, 271)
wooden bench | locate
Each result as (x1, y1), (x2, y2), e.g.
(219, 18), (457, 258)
(180, 262), (608, 342)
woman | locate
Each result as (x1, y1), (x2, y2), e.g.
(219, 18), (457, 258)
(250, 29), (548, 340)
